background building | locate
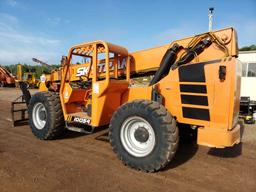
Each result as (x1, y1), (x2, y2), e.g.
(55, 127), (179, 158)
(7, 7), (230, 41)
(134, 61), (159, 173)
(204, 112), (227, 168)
(238, 51), (256, 101)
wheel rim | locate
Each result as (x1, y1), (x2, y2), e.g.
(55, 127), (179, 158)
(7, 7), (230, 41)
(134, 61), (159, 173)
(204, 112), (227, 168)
(32, 102), (47, 130)
(120, 116), (155, 157)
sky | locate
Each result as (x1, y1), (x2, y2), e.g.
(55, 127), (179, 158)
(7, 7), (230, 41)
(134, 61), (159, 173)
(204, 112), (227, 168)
(0, 0), (255, 65)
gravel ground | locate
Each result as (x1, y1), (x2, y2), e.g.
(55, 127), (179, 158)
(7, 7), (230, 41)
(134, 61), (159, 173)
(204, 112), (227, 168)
(0, 87), (256, 192)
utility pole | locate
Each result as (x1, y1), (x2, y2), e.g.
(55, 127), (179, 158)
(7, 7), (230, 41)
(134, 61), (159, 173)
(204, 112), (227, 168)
(208, 7), (214, 31)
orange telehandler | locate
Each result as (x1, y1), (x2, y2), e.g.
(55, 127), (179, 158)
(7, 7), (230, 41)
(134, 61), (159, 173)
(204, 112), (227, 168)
(14, 27), (241, 172)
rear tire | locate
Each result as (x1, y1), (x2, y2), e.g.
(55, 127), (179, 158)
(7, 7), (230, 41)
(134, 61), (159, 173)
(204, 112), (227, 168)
(28, 92), (65, 140)
(109, 100), (179, 172)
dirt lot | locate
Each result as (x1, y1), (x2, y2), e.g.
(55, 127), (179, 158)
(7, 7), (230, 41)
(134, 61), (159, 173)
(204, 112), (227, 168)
(0, 88), (256, 192)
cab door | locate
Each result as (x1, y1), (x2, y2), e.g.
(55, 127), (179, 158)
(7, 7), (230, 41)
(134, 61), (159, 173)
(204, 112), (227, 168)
(91, 44), (129, 126)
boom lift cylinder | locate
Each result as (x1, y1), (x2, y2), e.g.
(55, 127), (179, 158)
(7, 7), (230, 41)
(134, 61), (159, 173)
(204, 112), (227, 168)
(150, 43), (182, 85)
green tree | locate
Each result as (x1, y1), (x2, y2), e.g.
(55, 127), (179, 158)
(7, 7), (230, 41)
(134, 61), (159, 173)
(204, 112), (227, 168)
(239, 44), (256, 51)
(2, 63), (59, 79)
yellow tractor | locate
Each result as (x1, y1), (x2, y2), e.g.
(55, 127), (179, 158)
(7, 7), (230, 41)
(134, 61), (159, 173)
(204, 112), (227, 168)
(15, 64), (40, 88)
(16, 27), (241, 172)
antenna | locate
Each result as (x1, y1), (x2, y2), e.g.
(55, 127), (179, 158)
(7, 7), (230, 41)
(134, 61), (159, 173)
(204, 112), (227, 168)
(208, 7), (214, 31)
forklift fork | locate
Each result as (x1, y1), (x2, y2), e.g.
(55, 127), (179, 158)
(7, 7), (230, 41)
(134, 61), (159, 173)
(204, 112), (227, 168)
(11, 82), (31, 127)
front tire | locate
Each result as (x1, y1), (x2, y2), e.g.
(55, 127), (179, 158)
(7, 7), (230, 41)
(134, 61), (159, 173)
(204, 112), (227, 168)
(109, 100), (179, 172)
(28, 92), (65, 140)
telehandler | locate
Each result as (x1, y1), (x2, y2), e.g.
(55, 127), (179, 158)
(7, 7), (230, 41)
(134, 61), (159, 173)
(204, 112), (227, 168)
(15, 27), (241, 172)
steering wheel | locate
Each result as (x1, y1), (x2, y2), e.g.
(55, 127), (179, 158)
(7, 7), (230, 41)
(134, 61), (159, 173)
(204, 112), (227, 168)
(78, 75), (92, 89)
(79, 74), (89, 81)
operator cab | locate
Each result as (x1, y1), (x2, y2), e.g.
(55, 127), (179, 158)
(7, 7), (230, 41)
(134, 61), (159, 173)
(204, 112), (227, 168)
(60, 41), (130, 133)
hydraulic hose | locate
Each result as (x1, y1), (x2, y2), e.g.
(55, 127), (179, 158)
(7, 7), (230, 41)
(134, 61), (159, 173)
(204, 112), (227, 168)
(149, 43), (182, 85)
(172, 37), (212, 69)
